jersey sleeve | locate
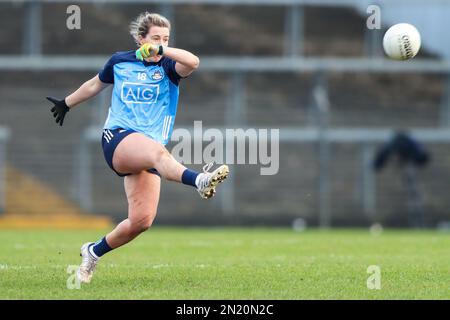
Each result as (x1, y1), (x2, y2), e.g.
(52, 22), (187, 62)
(98, 54), (117, 84)
(161, 57), (182, 86)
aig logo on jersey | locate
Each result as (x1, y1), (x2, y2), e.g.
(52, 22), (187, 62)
(121, 82), (160, 104)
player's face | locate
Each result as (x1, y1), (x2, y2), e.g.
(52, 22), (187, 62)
(141, 25), (170, 63)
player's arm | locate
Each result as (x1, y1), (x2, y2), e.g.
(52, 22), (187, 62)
(136, 43), (200, 77)
(65, 74), (109, 108)
(162, 47), (200, 78)
(46, 75), (109, 126)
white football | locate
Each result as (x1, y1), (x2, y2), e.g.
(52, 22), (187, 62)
(383, 23), (421, 60)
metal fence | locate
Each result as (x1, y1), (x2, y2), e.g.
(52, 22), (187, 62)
(0, 127), (10, 213)
(1, 0), (450, 226)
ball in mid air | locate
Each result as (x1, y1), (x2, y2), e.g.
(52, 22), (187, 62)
(383, 23), (421, 60)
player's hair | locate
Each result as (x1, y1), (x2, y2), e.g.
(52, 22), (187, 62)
(130, 12), (171, 46)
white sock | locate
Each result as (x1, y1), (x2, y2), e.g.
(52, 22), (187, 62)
(88, 244), (99, 260)
(195, 173), (203, 189)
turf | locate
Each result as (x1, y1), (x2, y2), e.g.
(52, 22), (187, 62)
(0, 227), (448, 299)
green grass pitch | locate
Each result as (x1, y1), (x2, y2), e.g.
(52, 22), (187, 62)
(0, 227), (448, 299)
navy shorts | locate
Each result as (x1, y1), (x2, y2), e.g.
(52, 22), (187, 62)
(101, 128), (160, 177)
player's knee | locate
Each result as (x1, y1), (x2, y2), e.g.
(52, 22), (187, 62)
(129, 215), (154, 234)
(153, 147), (170, 165)
(136, 218), (153, 233)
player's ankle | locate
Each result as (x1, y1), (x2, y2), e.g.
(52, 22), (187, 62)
(181, 168), (200, 188)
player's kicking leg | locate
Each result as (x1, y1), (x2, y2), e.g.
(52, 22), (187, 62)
(112, 132), (230, 199)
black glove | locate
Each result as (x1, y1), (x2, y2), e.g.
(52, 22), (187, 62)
(46, 96), (70, 126)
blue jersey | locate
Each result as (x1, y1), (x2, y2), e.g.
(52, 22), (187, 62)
(99, 50), (182, 145)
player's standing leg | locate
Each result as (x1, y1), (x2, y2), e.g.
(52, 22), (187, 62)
(77, 171), (160, 283)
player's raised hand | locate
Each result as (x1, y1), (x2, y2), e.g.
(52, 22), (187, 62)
(135, 43), (164, 61)
(46, 96), (70, 126)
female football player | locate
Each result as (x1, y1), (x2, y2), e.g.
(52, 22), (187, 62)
(46, 12), (229, 283)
